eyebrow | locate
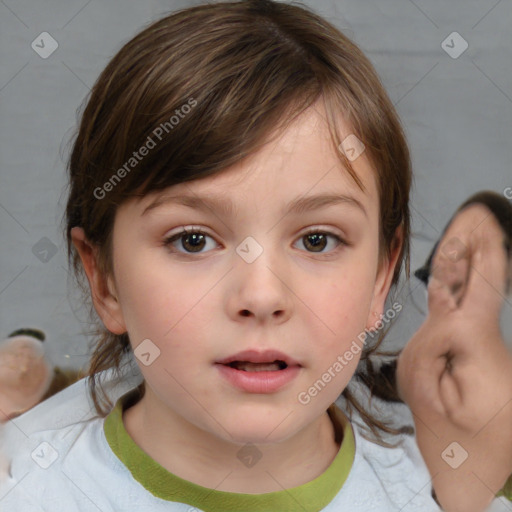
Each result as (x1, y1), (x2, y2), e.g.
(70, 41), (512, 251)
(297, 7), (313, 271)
(141, 192), (368, 219)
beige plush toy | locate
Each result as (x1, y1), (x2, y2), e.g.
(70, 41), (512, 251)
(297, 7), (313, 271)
(0, 328), (83, 423)
(0, 329), (53, 423)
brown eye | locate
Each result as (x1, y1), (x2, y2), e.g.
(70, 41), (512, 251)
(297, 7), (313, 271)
(164, 228), (216, 254)
(296, 230), (346, 254)
(303, 233), (327, 252)
(181, 232), (206, 252)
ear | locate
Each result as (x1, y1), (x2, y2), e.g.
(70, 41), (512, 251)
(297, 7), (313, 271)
(70, 227), (127, 335)
(366, 226), (404, 330)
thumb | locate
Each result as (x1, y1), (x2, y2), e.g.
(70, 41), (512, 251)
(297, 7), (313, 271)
(462, 215), (509, 320)
(428, 265), (458, 318)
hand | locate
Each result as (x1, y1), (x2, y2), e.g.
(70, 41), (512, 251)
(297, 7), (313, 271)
(397, 203), (512, 512)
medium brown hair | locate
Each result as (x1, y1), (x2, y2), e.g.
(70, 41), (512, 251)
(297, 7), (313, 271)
(64, 0), (412, 445)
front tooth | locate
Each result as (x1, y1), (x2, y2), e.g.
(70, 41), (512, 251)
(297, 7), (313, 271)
(237, 362), (281, 372)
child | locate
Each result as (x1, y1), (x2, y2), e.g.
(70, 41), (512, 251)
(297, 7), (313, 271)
(0, 1), (510, 510)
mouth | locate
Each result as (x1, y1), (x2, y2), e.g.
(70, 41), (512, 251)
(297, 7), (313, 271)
(225, 360), (288, 372)
(215, 350), (302, 393)
(215, 349), (301, 372)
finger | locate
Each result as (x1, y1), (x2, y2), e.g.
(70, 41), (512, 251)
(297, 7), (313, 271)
(462, 209), (509, 318)
(438, 362), (463, 418)
(456, 190), (512, 297)
(429, 235), (471, 309)
(397, 335), (449, 417)
(427, 257), (459, 317)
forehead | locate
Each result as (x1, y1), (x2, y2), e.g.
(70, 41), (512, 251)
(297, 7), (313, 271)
(135, 102), (378, 218)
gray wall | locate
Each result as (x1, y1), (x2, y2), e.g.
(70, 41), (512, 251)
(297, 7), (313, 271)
(1, 0), (511, 370)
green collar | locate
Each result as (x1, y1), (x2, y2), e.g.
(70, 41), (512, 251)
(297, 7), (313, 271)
(104, 389), (355, 512)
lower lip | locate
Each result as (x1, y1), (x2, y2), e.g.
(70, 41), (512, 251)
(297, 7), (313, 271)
(215, 364), (301, 393)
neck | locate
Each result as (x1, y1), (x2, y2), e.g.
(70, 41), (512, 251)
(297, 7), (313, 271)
(123, 389), (341, 493)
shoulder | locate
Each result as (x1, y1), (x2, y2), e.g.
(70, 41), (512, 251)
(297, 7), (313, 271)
(4, 362), (142, 437)
(332, 389), (441, 511)
(334, 383), (512, 512)
(0, 364), (143, 508)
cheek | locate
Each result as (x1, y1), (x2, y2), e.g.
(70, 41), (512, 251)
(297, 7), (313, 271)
(114, 250), (217, 356)
(307, 260), (376, 342)
(299, 274), (374, 404)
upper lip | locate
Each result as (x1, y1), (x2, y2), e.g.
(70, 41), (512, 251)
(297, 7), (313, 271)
(215, 349), (301, 367)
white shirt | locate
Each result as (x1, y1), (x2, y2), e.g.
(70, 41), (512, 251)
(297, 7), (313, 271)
(0, 363), (503, 511)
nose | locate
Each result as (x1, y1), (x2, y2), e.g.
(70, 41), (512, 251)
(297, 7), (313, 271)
(228, 247), (293, 324)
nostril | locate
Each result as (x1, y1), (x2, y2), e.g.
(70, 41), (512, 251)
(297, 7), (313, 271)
(241, 310), (251, 317)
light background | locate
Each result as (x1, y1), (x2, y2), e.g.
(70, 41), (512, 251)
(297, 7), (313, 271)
(1, 0), (511, 371)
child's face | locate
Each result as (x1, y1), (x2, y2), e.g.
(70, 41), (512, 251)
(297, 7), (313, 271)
(83, 102), (400, 445)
